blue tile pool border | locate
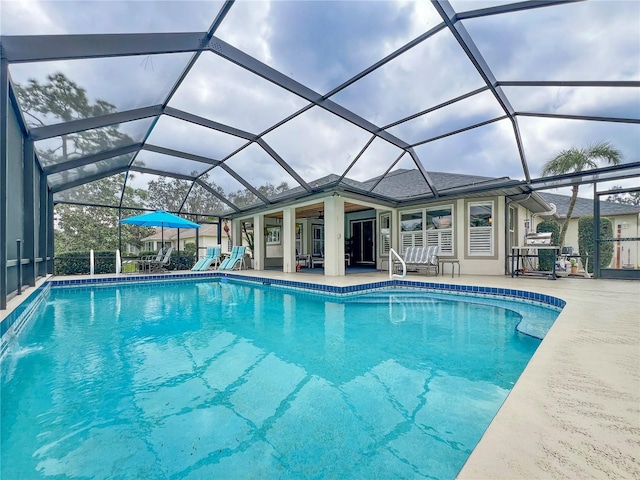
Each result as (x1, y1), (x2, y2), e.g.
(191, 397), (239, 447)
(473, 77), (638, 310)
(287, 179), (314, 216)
(46, 272), (566, 309)
(1, 281), (51, 358)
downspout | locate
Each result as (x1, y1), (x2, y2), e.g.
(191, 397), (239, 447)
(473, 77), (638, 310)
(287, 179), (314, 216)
(531, 202), (557, 225)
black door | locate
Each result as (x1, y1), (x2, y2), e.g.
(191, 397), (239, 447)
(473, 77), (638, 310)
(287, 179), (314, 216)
(351, 219), (375, 265)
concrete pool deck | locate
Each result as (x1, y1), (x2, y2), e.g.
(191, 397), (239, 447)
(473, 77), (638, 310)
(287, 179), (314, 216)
(4, 271), (639, 478)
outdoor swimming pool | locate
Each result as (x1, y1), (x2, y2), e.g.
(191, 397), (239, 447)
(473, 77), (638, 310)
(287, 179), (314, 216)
(1, 278), (561, 479)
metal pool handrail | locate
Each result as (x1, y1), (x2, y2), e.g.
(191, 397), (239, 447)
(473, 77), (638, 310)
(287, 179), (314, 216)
(389, 248), (406, 279)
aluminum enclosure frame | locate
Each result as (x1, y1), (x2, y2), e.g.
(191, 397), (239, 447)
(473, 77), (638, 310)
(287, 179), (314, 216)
(1, 0), (639, 308)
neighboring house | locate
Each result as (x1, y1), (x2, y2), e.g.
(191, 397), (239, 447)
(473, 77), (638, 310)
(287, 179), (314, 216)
(138, 224), (233, 258)
(538, 192), (640, 269)
(121, 243), (142, 256)
(227, 169), (557, 276)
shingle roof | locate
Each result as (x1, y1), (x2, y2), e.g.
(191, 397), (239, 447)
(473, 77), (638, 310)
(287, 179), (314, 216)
(364, 169), (502, 199)
(538, 192), (640, 218)
(142, 223), (220, 241)
(228, 168), (553, 214)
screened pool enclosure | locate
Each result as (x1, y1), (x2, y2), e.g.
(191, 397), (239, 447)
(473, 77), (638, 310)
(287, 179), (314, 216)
(2, 0), (639, 307)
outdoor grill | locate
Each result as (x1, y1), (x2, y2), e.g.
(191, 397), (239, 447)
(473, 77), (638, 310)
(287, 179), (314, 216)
(512, 232), (560, 279)
(524, 232), (553, 246)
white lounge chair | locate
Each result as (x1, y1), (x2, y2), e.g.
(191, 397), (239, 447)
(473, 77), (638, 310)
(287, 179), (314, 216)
(146, 246), (174, 273)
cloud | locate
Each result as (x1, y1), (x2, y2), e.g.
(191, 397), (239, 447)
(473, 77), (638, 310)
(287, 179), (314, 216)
(1, 0), (220, 35)
(146, 116), (246, 161)
(3, 0), (638, 200)
(217, 0), (434, 94)
(168, 51), (309, 134)
(463, 1), (640, 81)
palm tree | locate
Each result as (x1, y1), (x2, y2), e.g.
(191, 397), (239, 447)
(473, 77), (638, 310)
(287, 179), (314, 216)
(541, 141), (622, 247)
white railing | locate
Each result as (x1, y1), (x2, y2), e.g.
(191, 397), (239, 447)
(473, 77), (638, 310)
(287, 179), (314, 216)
(90, 249), (95, 275)
(389, 248), (406, 279)
(115, 249), (122, 274)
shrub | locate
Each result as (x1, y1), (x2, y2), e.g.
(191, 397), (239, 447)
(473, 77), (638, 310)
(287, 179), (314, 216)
(536, 219), (561, 271)
(184, 243), (197, 257)
(55, 251), (116, 275)
(578, 216), (614, 273)
(167, 249), (196, 271)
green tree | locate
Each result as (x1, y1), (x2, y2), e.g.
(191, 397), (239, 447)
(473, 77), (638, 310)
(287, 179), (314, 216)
(54, 175), (149, 253)
(146, 176), (192, 213)
(578, 216), (614, 273)
(226, 181), (291, 210)
(15, 73), (148, 253)
(15, 73), (133, 171)
(541, 142), (622, 247)
(147, 173), (292, 215)
(536, 219), (561, 271)
(605, 186), (640, 206)
(146, 172), (228, 219)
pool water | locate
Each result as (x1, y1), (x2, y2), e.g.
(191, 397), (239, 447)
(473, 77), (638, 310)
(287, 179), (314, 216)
(1, 280), (548, 479)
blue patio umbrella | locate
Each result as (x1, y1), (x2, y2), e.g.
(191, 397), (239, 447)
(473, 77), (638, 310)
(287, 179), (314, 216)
(120, 210), (200, 247)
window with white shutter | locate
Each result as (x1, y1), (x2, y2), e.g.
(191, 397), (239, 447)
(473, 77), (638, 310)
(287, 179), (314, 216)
(379, 213), (391, 256)
(400, 211), (423, 254)
(425, 204), (454, 256)
(400, 205), (454, 256)
(468, 201), (494, 256)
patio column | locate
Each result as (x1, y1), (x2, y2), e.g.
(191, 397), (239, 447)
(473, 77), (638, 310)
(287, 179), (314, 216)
(391, 209), (399, 254)
(232, 220), (242, 248)
(253, 214), (264, 271)
(324, 194), (345, 276)
(282, 206), (295, 273)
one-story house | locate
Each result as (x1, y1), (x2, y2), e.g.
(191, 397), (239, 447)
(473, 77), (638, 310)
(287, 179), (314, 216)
(139, 224), (233, 256)
(226, 169), (556, 276)
(134, 172), (638, 276)
(538, 192), (640, 269)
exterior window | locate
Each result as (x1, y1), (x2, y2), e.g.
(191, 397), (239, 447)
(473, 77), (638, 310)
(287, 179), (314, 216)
(425, 205), (453, 256)
(400, 212), (422, 232)
(266, 226), (281, 245)
(508, 206), (517, 249)
(312, 225), (324, 256)
(468, 201), (494, 256)
(295, 223), (303, 254)
(400, 211), (424, 253)
(379, 213), (391, 256)
(400, 206), (454, 256)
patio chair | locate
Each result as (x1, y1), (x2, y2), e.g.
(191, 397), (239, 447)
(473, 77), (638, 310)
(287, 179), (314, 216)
(192, 246), (221, 271)
(296, 250), (310, 268)
(146, 246), (174, 273)
(396, 246), (439, 276)
(218, 246), (246, 270)
(124, 247), (163, 273)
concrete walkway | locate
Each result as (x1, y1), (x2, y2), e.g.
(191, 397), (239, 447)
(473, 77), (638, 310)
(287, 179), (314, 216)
(4, 271), (639, 478)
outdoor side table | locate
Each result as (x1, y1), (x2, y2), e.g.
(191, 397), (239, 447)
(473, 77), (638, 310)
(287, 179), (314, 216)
(440, 259), (460, 277)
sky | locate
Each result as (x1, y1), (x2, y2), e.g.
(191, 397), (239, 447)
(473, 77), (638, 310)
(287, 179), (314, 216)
(2, 0), (639, 204)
